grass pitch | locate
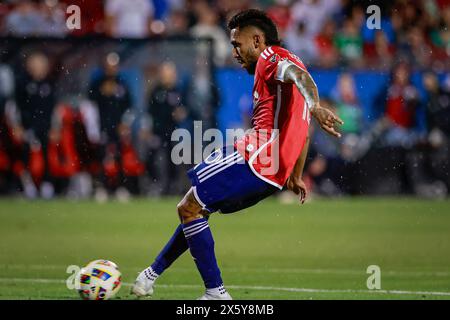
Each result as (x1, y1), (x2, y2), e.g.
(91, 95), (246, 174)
(0, 196), (449, 300)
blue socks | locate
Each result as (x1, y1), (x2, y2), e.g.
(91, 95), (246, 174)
(182, 218), (223, 289)
(149, 217), (222, 289)
(150, 216), (214, 277)
(151, 224), (188, 275)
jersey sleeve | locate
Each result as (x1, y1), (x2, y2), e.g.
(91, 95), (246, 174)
(260, 48), (308, 84)
(274, 51), (308, 83)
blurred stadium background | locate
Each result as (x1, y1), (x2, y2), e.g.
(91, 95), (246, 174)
(0, 0), (450, 300)
(0, 0), (449, 200)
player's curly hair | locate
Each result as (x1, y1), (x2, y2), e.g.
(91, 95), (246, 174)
(228, 9), (281, 46)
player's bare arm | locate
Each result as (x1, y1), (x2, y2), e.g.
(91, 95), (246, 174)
(283, 64), (344, 138)
(286, 135), (310, 204)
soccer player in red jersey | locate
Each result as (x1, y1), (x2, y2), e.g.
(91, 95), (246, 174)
(132, 9), (343, 300)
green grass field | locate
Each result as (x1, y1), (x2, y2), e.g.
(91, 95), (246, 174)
(1, 196), (450, 300)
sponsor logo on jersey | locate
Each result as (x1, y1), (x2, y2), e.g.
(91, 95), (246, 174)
(270, 54), (279, 63)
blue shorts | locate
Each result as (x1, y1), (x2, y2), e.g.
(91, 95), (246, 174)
(187, 146), (279, 214)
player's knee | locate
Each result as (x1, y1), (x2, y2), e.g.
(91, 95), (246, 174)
(177, 189), (205, 223)
(177, 201), (198, 222)
(176, 202), (187, 219)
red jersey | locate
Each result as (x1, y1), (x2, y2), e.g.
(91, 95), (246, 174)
(234, 46), (311, 189)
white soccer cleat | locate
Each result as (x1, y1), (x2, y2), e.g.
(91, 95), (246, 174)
(197, 292), (233, 300)
(131, 267), (158, 297)
(197, 285), (232, 300)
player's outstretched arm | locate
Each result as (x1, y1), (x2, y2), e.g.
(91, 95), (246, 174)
(282, 63), (344, 138)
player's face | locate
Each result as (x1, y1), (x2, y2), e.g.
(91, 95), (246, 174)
(230, 28), (259, 75)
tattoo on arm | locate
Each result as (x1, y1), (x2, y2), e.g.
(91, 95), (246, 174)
(283, 64), (319, 110)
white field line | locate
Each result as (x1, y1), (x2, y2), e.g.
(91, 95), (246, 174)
(1, 264), (450, 277)
(1, 277), (450, 297)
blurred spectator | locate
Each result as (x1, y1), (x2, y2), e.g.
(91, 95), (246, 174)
(314, 19), (339, 68)
(331, 73), (377, 163)
(71, 98), (103, 198)
(146, 61), (188, 195)
(5, 0), (43, 36)
(349, 4), (365, 31)
(285, 21), (317, 65)
(3, 0), (68, 37)
(38, 0), (67, 37)
(334, 18), (364, 67)
(88, 52), (135, 200)
(105, 0), (154, 38)
(166, 9), (190, 36)
(47, 103), (81, 194)
(0, 100), (39, 197)
(190, 5), (229, 66)
(266, 0), (291, 38)
(290, 0), (341, 38)
(14, 51), (56, 198)
(364, 30), (396, 71)
(89, 53), (131, 145)
(423, 72), (450, 191)
(331, 73), (363, 135)
(381, 62), (421, 148)
(423, 72), (450, 136)
(1, 53), (40, 197)
(400, 26), (433, 69)
(402, 72), (450, 199)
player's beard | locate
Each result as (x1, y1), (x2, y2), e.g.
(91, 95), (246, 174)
(243, 48), (258, 75)
(245, 61), (257, 75)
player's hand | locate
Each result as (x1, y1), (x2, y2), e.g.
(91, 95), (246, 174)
(286, 176), (307, 204)
(310, 104), (344, 138)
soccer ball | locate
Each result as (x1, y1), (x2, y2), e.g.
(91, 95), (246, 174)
(77, 259), (122, 300)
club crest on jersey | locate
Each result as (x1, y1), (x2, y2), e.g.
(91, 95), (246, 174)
(270, 54), (279, 63)
(205, 148), (223, 164)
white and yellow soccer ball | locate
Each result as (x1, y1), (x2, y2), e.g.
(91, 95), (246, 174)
(77, 259), (122, 300)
